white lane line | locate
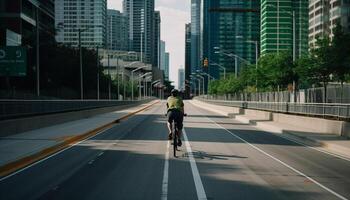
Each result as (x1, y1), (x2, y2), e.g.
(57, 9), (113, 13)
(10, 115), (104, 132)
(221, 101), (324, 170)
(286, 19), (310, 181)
(183, 129), (208, 200)
(188, 101), (350, 163)
(161, 140), (170, 200)
(208, 117), (348, 200)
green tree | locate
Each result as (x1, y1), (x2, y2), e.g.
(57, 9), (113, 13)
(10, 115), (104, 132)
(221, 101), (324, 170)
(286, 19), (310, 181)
(296, 36), (334, 102)
(331, 23), (350, 102)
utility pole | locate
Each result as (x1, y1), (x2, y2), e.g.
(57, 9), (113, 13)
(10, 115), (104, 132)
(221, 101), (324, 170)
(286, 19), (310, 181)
(36, 7), (40, 97)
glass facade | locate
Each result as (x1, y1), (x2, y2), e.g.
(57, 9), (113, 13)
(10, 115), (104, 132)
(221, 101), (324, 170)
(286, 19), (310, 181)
(107, 9), (128, 51)
(55, 0), (107, 48)
(123, 0), (155, 64)
(202, 0), (260, 79)
(261, 0), (308, 56)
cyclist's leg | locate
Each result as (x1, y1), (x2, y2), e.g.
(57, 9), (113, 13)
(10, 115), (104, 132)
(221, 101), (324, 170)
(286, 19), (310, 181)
(167, 111), (174, 139)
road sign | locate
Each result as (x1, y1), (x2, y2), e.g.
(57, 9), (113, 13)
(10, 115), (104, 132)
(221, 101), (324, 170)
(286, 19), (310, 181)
(0, 46), (27, 77)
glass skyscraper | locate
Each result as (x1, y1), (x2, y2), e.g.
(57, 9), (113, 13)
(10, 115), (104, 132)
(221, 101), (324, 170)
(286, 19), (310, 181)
(107, 9), (128, 51)
(202, 0), (260, 79)
(260, 0), (308, 57)
(123, 0), (155, 64)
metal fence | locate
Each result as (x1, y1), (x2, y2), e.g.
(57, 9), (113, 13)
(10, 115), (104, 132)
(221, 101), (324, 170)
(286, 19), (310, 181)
(0, 98), (154, 120)
(197, 97), (350, 120)
(207, 83), (350, 103)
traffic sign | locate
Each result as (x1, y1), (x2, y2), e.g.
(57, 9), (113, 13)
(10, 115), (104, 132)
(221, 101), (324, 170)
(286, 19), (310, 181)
(0, 46), (27, 77)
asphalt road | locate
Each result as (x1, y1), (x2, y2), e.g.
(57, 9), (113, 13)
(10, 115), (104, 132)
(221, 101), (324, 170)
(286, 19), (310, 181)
(1, 101), (350, 200)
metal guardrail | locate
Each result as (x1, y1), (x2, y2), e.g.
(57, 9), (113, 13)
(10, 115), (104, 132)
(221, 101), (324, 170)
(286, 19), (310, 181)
(0, 98), (155, 120)
(197, 97), (350, 120)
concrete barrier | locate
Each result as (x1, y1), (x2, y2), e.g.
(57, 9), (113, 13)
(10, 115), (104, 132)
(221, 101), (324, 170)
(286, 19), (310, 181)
(193, 99), (350, 138)
(0, 99), (154, 137)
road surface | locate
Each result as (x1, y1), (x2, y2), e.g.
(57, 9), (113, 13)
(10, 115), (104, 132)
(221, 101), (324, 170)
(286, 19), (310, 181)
(1, 101), (350, 200)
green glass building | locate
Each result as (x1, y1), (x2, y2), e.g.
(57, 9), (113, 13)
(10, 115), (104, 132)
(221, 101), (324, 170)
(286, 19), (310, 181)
(202, 0), (260, 79)
(260, 0), (308, 57)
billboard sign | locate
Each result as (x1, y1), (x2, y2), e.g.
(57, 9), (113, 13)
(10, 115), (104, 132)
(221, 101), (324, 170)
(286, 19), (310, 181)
(0, 46), (27, 77)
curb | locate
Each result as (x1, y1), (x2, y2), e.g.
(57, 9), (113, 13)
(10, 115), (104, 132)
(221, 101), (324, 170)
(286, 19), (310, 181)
(0, 100), (159, 178)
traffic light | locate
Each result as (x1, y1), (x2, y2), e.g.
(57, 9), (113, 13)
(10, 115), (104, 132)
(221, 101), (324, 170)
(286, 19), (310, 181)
(203, 58), (208, 67)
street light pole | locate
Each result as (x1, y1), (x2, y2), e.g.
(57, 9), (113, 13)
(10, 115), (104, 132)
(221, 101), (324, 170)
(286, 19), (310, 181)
(79, 30), (83, 99)
(131, 66), (147, 100)
(108, 55), (111, 100)
(211, 63), (226, 79)
(97, 46), (100, 100)
(36, 7), (40, 97)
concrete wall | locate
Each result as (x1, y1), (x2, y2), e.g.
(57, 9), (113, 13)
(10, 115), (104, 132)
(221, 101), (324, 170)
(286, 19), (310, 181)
(193, 99), (350, 138)
(0, 100), (153, 137)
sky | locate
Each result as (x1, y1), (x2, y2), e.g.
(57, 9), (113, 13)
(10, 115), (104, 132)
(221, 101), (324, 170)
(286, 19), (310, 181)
(108, 0), (190, 88)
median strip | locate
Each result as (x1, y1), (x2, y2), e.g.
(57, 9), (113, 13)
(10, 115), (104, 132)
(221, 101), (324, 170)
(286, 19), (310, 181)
(0, 100), (159, 178)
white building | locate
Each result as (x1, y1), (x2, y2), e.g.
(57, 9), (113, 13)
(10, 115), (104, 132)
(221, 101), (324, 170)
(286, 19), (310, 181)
(309, 0), (350, 48)
(55, 0), (107, 48)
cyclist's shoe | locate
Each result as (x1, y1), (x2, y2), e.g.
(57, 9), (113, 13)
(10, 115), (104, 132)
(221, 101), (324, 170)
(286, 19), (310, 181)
(168, 132), (173, 140)
(177, 139), (182, 147)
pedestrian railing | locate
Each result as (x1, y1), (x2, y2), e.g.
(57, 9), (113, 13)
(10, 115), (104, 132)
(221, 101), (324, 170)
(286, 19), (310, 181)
(196, 97), (350, 120)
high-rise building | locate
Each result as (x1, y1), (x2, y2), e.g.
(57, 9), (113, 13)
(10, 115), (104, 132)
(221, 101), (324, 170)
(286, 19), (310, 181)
(160, 40), (166, 71)
(309, 0), (350, 48)
(178, 68), (185, 91)
(0, 0), (55, 46)
(329, 0), (350, 36)
(260, 0), (308, 57)
(164, 52), (169, 80)
(123, 0), (155, 64)
(55, 0), (107, 48)
(190, 0), (201, 74)
(185, 23), (192, 97)
(201, 0), (260, 79)
(152, 11), (161, 68)
(107, 9), (128, 51)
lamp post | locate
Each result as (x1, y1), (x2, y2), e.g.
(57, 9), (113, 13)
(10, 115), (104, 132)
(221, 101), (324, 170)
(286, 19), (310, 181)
(236, 36), (259, 91)
(190, 75), (200, 96)
(210, 63), (226, 79)
(197, 74), (205, 95)
(214, 47), (250, 78)
(78, 27), (91, 100)
(151, 80), (161, 97)
(131, 66), (148, 100)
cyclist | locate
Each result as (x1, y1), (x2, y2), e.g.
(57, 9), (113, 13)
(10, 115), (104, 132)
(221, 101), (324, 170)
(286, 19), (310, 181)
(166, 89), (184, 146)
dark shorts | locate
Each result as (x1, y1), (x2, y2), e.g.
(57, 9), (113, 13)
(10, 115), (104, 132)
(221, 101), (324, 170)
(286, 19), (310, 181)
(167, 109), (183, 130)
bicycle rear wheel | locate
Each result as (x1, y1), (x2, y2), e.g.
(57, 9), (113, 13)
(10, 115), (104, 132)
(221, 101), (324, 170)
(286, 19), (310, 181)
(173, 126), (177, 157)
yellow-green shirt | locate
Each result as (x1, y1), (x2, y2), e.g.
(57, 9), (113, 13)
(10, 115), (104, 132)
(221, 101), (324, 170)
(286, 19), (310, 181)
(167, 96), (184, 111)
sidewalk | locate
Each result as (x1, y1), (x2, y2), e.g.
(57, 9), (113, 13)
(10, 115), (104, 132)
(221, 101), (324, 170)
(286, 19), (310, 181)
(191, 99), (350, 160)
(0, 100), (159, 177)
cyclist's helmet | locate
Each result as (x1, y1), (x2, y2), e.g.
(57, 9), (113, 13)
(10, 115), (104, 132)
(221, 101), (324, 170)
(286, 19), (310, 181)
(171, 89), (179, 96)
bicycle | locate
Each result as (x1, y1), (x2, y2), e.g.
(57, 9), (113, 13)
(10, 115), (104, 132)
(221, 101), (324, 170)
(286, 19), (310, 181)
(168, 113), (187, 157)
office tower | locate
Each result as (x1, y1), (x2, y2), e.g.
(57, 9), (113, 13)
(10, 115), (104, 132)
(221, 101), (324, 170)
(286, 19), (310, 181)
(329, 0), (350, 36)
(309, 0), (350, 48)
(160, 40), (166, 71)
(107, 9), (128, 51)
(178, 68), (185, 91)
(0, 0), (55, 46)
(164, 52), (169, 80)
(190, 0), (201, 74)
(55, 0), (107, 48)
(261, 0), (308, 57)
(200, 0), (260, 79)
(152, 11), (161, 68)
(123, 0), (155, 64)
(185, 23), (192, 81)
(309, 0), (330, 48)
